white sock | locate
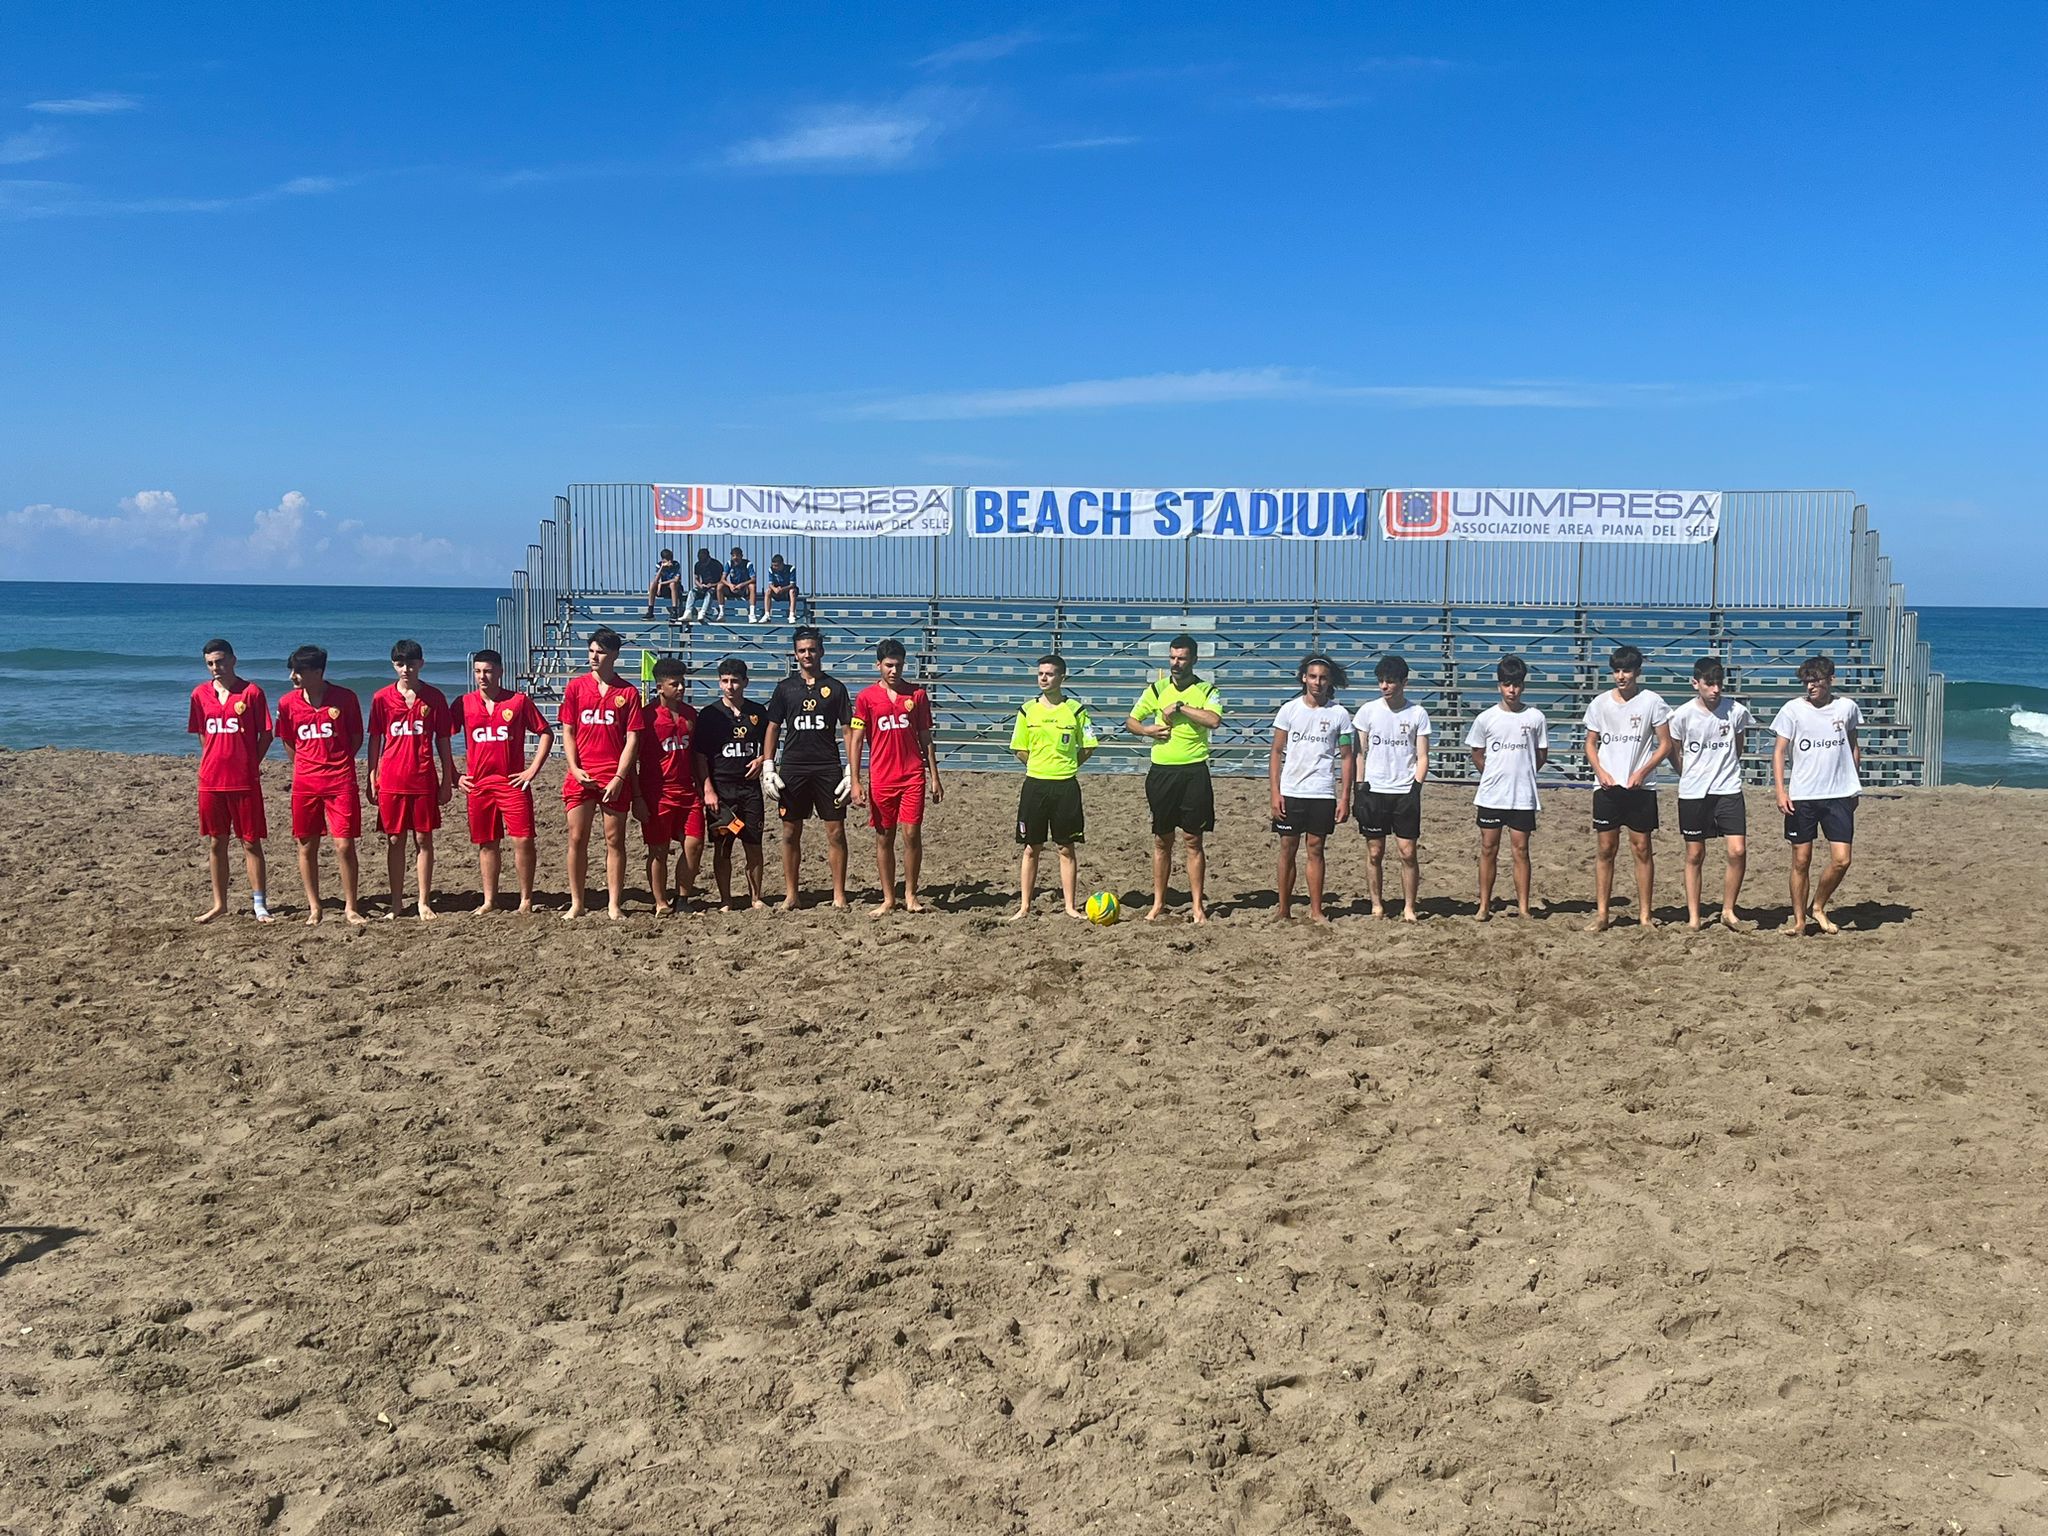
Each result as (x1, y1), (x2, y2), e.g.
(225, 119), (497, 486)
(252, 892), (271, 919)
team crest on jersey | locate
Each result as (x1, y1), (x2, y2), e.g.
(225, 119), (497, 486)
(821, 686), (832, 697)
(613, 692), (629, 708)
(501, 707), (513, 721)
(327, 706), (340, 720)
(233, 699), (247, 715)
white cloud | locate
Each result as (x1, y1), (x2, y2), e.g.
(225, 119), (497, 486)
(1042, 134), (1142, 151)
(1252, 92), (1364, 112)
(26, 91), (140, 114)
(843, 370), (1758, 421)
(724, 106), (934, 171)
(0, 172), (350, 220)
(0, 125), (64, 165)
(1355, 56), (1460, 72)
(916, 31), (1040, 70)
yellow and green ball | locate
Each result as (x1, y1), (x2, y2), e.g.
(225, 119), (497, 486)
(1085, 890), (1121, 926)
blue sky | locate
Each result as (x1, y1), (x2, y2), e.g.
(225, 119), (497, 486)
(2, 1), (2041, 601)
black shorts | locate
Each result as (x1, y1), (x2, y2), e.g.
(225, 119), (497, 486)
(1476, 805), (1537, 834)
(708, 781), (764, 847)
(1356, 786), (1422, 841)
(1146, 761), (1215, 837)
(1784, 796), (1856, 846)
(1017, 777), (1084, 846)
(777, 765), (846, 823)
(1592, 785), (1659, 834)
(1679, 793), (1747, 841)
(1273, 796), (1337, 838)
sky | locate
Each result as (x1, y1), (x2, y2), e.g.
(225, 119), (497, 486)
(1, 1), (2042, 601)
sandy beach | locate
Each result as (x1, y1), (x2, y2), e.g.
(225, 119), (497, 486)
(2, 746), (2044, 1533)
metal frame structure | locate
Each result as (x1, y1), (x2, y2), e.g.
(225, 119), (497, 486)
(481, 486), (1944, 785)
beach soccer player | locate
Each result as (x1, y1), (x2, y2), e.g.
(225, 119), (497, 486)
(718, 547), (758, 623)
(635, 657), (704, 915)
(558, 626), (643, 920)
(763, 626), (855, 910)
(693, 656), (770, 909)
(849, 638), (943, 914)
(187, 637), (274, 923)
(645, 548), (684, 620)
(367, 638), (456, 921)
(456, 648), (552, 914)
(1669, 656), (1755, 930)
(1466, 654), (1549, 921)
(765, 555), (800, 624)
(1126, 633), (1225, 924)
(1772, 654), (1863, 935)
(1268, 654), (1354, 923)
(1582, 644), (1675, 931)
(1352, 653), (1432, 920)
(688, 547), (723, 621)
(274, 644), (367, 926)
(1010, 654), (1097, 921)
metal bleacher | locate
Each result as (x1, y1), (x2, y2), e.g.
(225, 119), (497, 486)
(545, 594), (1921, 788)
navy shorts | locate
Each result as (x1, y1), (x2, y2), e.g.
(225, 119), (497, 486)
(1784, 796), (1856, 846)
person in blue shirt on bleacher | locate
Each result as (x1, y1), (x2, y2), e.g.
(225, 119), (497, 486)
(764, 554), (800, 625)
(717, 547), (758, 623)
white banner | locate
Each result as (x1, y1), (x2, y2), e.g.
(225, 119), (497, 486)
(1378, 489), (1722, 544)
(652, 484), (952, 537)
(968, 486), (1373, 539)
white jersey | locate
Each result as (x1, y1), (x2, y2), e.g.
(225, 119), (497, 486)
(1669, 697), (1755, 798)
(1582, 688), (1672, 786)
(1353, 699), (1432, 794)
(1273, 698), (1352, 799)
(1771, 696), (1863, 800)
(1466, 705), (1549, 811)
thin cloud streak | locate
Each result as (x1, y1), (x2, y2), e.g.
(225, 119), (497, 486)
(720, 92), (970, 171)
(1042, 134), (1142, 151)
(916, 31), (1041, 70)
(845, 370), (1766, 421)
(1252, 92), (1365, 111)
(26, 91), (141, 114)
(0, 125), (65, 165)
(0, 172), (352, 220)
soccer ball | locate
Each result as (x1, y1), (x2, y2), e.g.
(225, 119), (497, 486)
(1085, 891), (1121, 926)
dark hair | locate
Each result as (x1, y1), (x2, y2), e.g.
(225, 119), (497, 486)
(1798, 654), (1836, 681)
(589, 627), (623, 654)
(1169, 633), (1199, 656)
(699, 546), (713, 559)
(473, 648), (503, 669)
(1374, 653), (1409, 684)
(792, 625), (824, 651)
(730, 546), (746, 557)
(659, 547), (674, 560)
(1609, 644), (1644, 672)
(288, 644), (328, 673)
(1692, 656), (1725, 685)
(201, 637), (234, 658)
(1496, 654), (1529, 686)
(1297, 653), (1348, 689)
(771, 553), (788, 565)
(1036, 653), (1067, 675)
(876, 638), (907, 663)
(652, 657), (687, 683)
(390, 638), (425, 665)
(718, 656), (749, 679)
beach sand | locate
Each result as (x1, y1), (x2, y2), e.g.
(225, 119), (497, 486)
(2, 747), (2044, 1533)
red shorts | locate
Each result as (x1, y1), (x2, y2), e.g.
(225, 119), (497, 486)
(641, 795), (705, 847)
(291, 783), (361, 841)
(198, 789), (268, 842)
(466, 779), (537, 842)
(377, 791), (442, 837)
(868, 776), (926, 832)
(562, 772), (631, 811)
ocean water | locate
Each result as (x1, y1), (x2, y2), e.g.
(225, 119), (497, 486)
(0, 583), (2042, 786)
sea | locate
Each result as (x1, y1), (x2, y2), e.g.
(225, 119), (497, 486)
(1, 582), (2044, 788)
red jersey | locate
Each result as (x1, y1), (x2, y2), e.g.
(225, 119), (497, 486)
(638, 700), (701, 800)
(852, 683), (932, 787)
(369, 682), (453, 794)
(187, 680), (272, 792)
(559, 673), (645, 777)
(459, 689), (549, 780)
(275, 685), (364, 791)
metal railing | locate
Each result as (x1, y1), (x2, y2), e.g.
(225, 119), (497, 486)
(484, 485), (1946, 784)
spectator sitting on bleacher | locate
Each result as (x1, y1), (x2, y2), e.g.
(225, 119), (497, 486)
(718, 547), (758, 623)
(764, 554), (799, 624)
(688, 547), (723, 621)
(645, 548), (683, 620)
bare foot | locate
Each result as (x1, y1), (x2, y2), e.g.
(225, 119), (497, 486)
(1368, 904), (1386, 920)
(1400, 908), (1419, 924)
(904, 897), (928, 913)
(377, 910), (397, 922)
(1687, 914), (1704, 931)
(1515, 905), (1533, 920)
(1637, 914), (1656, 929)
(196, 904), (227, 925)
(831, 898), (850, 911)
(607, 905), (625, 922)
(1812, 907), (1840, 935)
(344, 909), (368, 927)
(516, 899), (534, 915)
(1064, 905), (1086, 920)
(1191, 909), (1208, 925)
(1144, 906), (1167, 922)
(419, 905), (438, 923)
(1719, 911), (1743, 931)
(305, 908), (324, 928)
(1008, 905), (1031, 923)
(1584, 914), (1610, 933)
(563, 905), (586, 921)
(475, 900), (498, 917)
(1275, 908), (1294, 922)
(778, 897), (800, 913)
(750, 897), (770, 911)
(1307, 910), (1329, 924)
(1786, 914), (1808, 936)
(871, 901), (897, 918)
(1475, 906), (1492, 923)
